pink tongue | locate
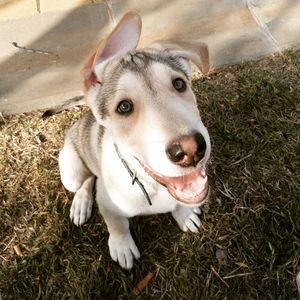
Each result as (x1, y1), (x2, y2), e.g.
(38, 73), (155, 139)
(141, 163), (208, 204)
(165, 169), (208, 204)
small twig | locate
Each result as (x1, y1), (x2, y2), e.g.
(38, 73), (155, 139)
(296, 272), (300, 296)
(230, 153), (252, 165)
(223, 272), (255, 280)
(49, 154), (59, 161)
(205, 269), (212, 288)
(0, 255), (9, 262)
(133, 272), (154, 295)
(12, 42), (51, 55)
(218, 186), (235, 200)
(13, 245), (23, 256)
(3, 234), (16, 252)
(210, 266), (229, 287)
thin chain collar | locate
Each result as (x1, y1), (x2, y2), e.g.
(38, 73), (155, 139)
(114, 143), (152, 206)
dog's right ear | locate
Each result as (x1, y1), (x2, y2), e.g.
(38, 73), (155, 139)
(82, 11), (142, 91)
(150, 40), (210, 75)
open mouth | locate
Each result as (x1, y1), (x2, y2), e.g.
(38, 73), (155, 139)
(138, 161), (209, 205)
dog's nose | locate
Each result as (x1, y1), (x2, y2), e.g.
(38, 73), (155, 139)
(166, 132), (206, 167)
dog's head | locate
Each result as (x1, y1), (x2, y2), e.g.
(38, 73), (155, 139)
(82, 12), (211, 206)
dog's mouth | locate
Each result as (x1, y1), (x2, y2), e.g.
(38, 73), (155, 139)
(138, 161), (209, 205)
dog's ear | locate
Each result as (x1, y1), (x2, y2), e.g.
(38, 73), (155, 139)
(150, 41), (210, 75)
(82, 11), (142, 90)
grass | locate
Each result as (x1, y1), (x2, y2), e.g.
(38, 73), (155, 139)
(0, 50), (299, 299)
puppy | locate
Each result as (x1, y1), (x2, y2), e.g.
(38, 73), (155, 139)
(59, 11), (211, 269)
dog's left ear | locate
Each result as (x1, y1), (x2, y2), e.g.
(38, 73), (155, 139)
(82, 11), (142, 90)
(149, 41), (210, 74)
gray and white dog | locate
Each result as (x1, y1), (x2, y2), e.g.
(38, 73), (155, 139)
(59, 12), (211, 269)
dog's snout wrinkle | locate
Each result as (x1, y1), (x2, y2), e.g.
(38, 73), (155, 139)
(166, 132), (207, 167)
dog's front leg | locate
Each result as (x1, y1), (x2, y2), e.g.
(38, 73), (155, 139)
(172, 205), (202, 233)
(101, 210), (140, 269)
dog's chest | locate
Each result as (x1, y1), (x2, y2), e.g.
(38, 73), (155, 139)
(123, 185), (177, 216)
(99, 139), (178, 216)
(100, 163), (177, 217)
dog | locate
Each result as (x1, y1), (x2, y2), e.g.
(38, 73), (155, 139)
(59, 11), (211, 269)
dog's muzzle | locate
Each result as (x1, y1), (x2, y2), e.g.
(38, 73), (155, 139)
(115, 142), (209, 206)
(143, 131), (209, 205)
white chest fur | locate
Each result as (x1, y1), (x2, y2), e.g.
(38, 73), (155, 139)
(97, 139), (177, 217)
(107, 180), (177, 217)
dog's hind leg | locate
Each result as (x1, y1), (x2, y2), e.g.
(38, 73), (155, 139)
(59, 142), (92, 193)
(172, 205), (202, 233)
(59, 142), (94, 225)
(70, 175), (95, 226)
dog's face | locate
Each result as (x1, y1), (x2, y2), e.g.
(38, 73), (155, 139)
(83, 12), (211, 206)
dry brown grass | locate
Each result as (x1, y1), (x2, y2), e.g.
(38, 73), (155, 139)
(0, 50), (299, 299)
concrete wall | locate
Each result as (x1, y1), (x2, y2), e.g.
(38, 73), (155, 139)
(0, 0), (300, 115)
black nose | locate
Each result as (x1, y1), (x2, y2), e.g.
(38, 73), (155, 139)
(166, 144), (185, 163)
(194, 132), (207, 162)
(166, 132), (207, 167)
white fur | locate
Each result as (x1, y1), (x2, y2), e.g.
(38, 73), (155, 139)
(59, 12), (211, 269)
(60, 64), (211, 268)
(106, 64), (211, 177)
(99, 136), (178, 217)
(108, 232), (140, 269)
(70, 176), (95, 226)
(172, 206), (202, 232)
(60, 63), (210, 268)
(59, 143), (92, 192)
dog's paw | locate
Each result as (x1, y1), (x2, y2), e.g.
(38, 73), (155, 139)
(70, 188), (93, 226)
(172, 206), (202, 233)
(108, 233), (140, 269)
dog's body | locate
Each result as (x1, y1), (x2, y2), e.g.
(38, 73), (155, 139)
(59, 12), (211, 269)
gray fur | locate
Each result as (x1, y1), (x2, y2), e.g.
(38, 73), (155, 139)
(96, 50), (190, 119)
(66, 111), (104, 176)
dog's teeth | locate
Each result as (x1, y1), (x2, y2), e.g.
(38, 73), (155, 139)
(189, 176), (206, 191)
(197, 176), (207, 184)
(176, 184), (205, 199)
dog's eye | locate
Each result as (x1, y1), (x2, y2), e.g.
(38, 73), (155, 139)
(172, 78), (186, 92)
(116, 100), (134, 115)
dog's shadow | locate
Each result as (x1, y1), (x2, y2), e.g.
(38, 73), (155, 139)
(88, 204), (182, 265)
(131, 212), (182, 259)
(1, 187), (205, 298)
(61, 206), (184, 297)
